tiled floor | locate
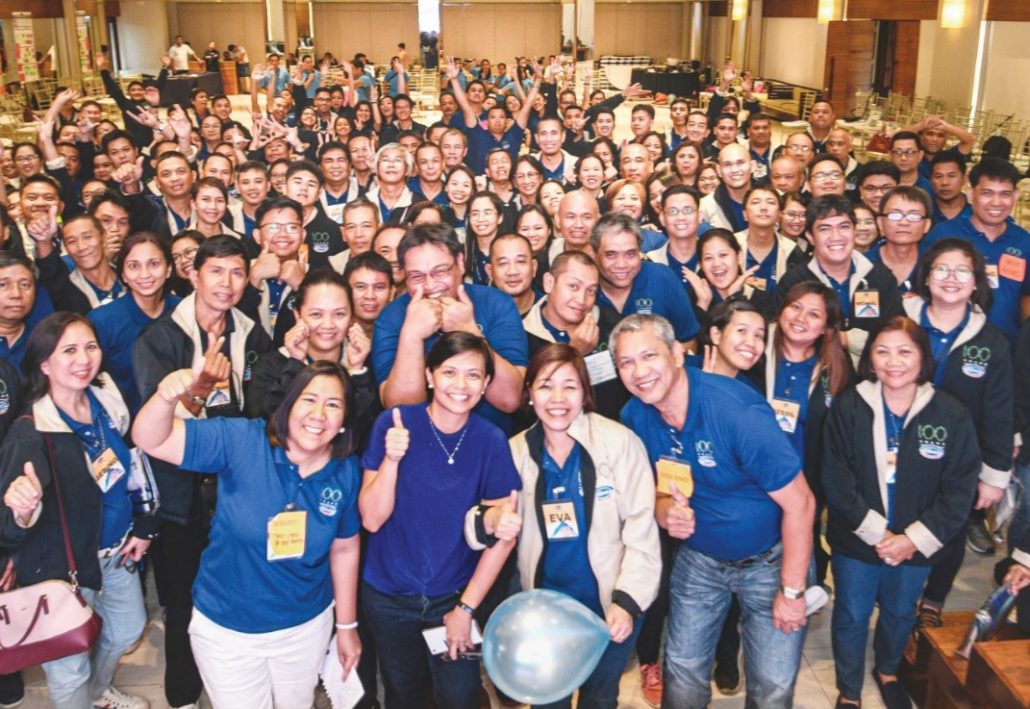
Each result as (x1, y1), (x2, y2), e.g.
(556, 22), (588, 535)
(14, 544), (1000, 708)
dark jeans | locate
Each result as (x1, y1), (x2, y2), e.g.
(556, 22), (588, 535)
(534, 613), (645, 709)
(831, 553), (930, 701)
(637, 530), (677, 665)
(715, 598), (741, 671)
(922, 531), (967, 606)
(151, 510), (209, 706)
(362, 582), (482, 709)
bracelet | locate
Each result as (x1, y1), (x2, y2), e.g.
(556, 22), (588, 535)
(457, 601), (475, 616)
(336, 621), (358, 630)
(347, 366), (368, 377)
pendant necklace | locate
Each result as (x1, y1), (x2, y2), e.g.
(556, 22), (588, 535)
(427, 410), (470, 465)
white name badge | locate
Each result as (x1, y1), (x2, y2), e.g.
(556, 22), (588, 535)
(542, 500), (579, 540)
(771, 398), (801, 434)
(584, 349), (617, 385)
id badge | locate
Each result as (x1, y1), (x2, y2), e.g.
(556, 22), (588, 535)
(986, 264), (999, 289)
(91, 447), (127, 493)
(325, 203), (344, 225)
(745, 275), (768, 292)
(267, 509), (307, 561)
(206, 380), (231, 408)
(656, 456), (693, 497)
(584, 350), (617, 385)
(854, 290), (880, 318)
(542, 500), (579, 540)
(885, 448), (898, 485)
(771, 398), (801, 434)
(999, 253), (1026, 283)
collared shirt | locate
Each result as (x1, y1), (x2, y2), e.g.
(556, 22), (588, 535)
(597, 261), (700, 342)
(920, 302), (970, 387)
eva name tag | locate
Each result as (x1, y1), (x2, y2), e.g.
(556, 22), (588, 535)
(771, 398), (800, 434)
(986, 265), (999, 289)
(206, 380), (231, 408)
(854, 290), (880, 318)
(542, 501), (579, 540)
(999, 253), (1026, 282)
(91, 447), (127, 493)
(656, 457), (694, 497)
(267, 509), (307, 561)
(584, 350), (617, 385)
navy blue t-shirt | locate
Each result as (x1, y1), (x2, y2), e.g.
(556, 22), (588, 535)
(620, 367), (800, 560)
(772, 355), (816, 463)
(371, 284), (529, 433)
(596, 261), (700, 342)
(361, 404), (522, 597)
(182, 418), (362, 633)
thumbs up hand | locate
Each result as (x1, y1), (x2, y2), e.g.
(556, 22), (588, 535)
(385, 408), (410, 462)
(4, 461), (44, 527)
(665, 481), (696, 540)
(490, 490), (523, 541)
(440, 285), (477, 334)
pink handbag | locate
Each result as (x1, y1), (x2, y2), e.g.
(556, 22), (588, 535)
(0, 433), (102, 674)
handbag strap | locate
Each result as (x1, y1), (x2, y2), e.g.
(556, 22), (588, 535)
(42, 433), (80, 590)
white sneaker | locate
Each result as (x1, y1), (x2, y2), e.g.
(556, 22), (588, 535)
(805, 585), (830, 616)
(92, 687), (149, 709)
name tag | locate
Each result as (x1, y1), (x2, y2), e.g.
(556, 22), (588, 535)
(206, 380), (231, 408)
(656, 456), (693, 497)
(325, 203), (345, 225)
(999, 253), (1026, 282)
(91, 447), (127, 493)
(771, 398), (801, 434)
(584, 349), (617, 385)
(854, 290), (880, 318)
(986, 264), (999, 289)
(267, 509), (307, 561)
(745, 275), (768, 291)
(886, 448), (897, 485)
(542, 501), (579, 540)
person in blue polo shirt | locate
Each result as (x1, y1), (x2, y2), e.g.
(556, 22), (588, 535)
(592, 213), (699, 348)
(0, 253), (54, 369)
(923, 157), (1030, 342)
(360, 332), (520, 709)
(613, 313), (815, 709)
(372, 223), (529, 434)
(134, 360), (363, 709)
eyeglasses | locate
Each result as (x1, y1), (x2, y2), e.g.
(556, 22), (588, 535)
(406, 262), (456, 286)
(884, 211), (926, 223)
(665, 206), (696, 217)
(261, 222), (303, 235)
(930, 265), (974, 283)
(172, 247), (198, 264)
(782, 211), (806, 222)
(788, 144), (813, 153)
(861, 184), (893, 194)
(891, 149), (919, 158)
(15, 155), (39, 164)
(810, 171), (843, 184)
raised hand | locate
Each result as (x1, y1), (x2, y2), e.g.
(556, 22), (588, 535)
(729, 265), (760, 296)
(158, 367), (196, 403)
(491, 490), (522, 541)
(569, 313), (599, 356)
(344, 323), (371, 372)
(3, 462), (43, 527)
(193, 335), (231, 392)
(27, 205), (59, 245)
(665, 481), (696, 540)
(402, 285), (444, 340)
(385, 408), (410, 462)
(284, 321), (310, 361)
(439, 285), (477, 334)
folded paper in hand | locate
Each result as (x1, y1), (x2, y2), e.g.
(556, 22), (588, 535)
(320, 635), (364, 709)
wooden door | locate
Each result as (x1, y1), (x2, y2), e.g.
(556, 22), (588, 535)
(823, 19), (875, 112)
(889, 20), (919, 97)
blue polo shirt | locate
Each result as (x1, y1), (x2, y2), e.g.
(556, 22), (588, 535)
(924, 216), (1030, 340)
(919, 302), (970, 387)
(384, 69), (409, 97)
(371, 284), (529, 433)
(772, 354), (817, 462)
(864, 244), (915, 294)
(90, 294), (180, 413)
(932, 200), (972, 226)
(596, 261), (700, 342)
(361, 404), (521, 597)
(467, 124), (525, 175)
(745, 241), (779, 285)
(182, 417), (361, 633)
(620, 367), (800, 560)
(0, 291), (55, 370)
(354, 73), (375, 102)
(661, 247), (700, 298)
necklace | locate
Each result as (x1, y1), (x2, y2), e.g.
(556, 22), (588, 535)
(427, 411), (470, 465)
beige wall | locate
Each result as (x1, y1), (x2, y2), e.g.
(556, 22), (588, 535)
(980, 21), (1030, 118)
(173, 1), (267, 64)
(313, 2), (417, 64)
(913, 0), (984, 108)
(759, 17), (826, 88)
(119, 0), (170, 72)
(594, 2), (684, 60)
(441, 3), (560, 62)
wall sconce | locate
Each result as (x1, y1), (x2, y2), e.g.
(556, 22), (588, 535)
(731, 0), (747, 21)
(817, 0), (842, 23)
(940, 0), (965, 28)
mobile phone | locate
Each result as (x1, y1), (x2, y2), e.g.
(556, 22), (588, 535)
(422, 621), (483, 656)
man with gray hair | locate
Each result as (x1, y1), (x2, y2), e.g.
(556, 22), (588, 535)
(365, 143), (415, 223)
(592, 213), (699, 347)
(612, 312), (816, 709)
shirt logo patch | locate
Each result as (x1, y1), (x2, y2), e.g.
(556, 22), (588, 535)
(917, 424), (947, 460)
(244, 350), (259, 382)
(0, 380), (8, 415)
(960, 344), (990, 379)
(319, 487), (343, 516)
(635, 298), (654, 314)
(310, 232), (331, 253)
(696, 440), (716, 468)
(595, 484), (614, 500)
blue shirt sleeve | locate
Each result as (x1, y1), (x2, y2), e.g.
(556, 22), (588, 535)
(371, 298), (408, 385)
(731, 401), (801, 492)
(479, 425), (522, 499)
(654, 264), (699, 341)
(182, 418), (259, 477)
(360, 408), (394, 471)
(474, 286), (530, 367)
(335, 457), (362, 538)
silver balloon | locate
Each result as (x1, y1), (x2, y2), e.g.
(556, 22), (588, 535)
(483, 589), (610, 704)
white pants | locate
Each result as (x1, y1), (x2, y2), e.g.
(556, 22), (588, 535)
(188, 605), (333, 709)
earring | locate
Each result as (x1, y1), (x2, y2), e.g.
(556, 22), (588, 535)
(528, 400), (534, 406)
(339, 426), (346, 434)
(428, 382), (434, 389)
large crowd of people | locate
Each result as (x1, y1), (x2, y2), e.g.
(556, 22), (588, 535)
(0, 37), (1028, 709)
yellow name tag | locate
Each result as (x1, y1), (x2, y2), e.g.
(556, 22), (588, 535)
(745, 275), (768, 292)
(91, 447), (127, 493)
(267, 510), (307, 561)
(206, 379), (231, 408)
(542, 501), (579, 540)
(656, 456), (694, 497)
(771, 398), (801, 434)
(854, 290), (880, 318)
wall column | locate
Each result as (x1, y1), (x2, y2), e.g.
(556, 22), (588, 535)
(265, 0), (286, 44)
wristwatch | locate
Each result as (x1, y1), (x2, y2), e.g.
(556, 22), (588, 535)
(456, 601), (476, 616)
(781, 585), (804, 601)
(186, 393), (207, 407)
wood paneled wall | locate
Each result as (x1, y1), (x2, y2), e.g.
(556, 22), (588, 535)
(763, 0), (817, 18)
(313, 3), (418, 65)
(987, 0), (1030, 21)
(847, 0), (938, 20)
(175, 2), (267, 63)
(595, 2), (684, 59)
(440, 3), (560, 63)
